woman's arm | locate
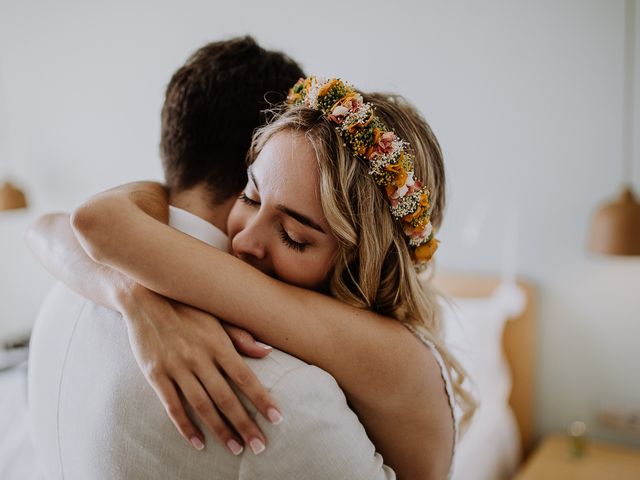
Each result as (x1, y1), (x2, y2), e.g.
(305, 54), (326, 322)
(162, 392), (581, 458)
(26, 212), (140, 309)
(73, 182), (455, 478)
(72, 183), (415, 399)
(26, 211), (283, 455)
(26, 181), (171, 309)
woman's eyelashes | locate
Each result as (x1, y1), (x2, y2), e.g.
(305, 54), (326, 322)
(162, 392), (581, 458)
(239, 192), (309, 253)
(239, 192), (259, 206)
(279, 226), (308, 252)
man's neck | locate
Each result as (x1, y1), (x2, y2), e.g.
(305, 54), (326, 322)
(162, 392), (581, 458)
(168, 184), (235, 234)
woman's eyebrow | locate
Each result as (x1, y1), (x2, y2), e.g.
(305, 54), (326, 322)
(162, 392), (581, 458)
(276, 205), (326, 234)
(248, 167), (325, 234)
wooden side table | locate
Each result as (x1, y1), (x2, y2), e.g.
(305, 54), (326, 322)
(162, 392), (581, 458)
(514, 434), (640, 479)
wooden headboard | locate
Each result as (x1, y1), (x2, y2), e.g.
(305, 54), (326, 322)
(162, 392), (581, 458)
(431, 272), (536, 455)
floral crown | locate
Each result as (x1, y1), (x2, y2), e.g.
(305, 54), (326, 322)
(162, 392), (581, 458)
(287, 76), (439, 265)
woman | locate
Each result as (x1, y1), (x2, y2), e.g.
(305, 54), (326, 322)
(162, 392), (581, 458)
(37, 78), (475, 479)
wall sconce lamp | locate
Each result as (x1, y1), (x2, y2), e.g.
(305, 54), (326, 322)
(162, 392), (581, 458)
(0, 181), (28, 211)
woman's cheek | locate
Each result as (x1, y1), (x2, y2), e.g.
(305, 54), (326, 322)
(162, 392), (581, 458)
(272, 251), (329, 290)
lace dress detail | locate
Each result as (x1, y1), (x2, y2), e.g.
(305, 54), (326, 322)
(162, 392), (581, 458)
(403, 324), (458, 479)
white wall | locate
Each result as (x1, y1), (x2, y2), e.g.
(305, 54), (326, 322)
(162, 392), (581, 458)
(1, 0), (639, 447)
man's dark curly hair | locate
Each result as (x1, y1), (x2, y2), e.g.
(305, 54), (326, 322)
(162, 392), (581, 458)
(160, 36), (304, 202)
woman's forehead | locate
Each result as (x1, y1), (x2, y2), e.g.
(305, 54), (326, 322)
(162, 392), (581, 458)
(252, 132), (314, 188)
(251, 131), (325, 218)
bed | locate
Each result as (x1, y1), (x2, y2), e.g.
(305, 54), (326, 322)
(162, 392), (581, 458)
(0, 358), (41, 479)
(433, 271), (536, 479)
(0, 209), (48, 479)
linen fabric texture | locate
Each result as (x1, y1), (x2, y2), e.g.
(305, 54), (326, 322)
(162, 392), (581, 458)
(27, 206), (395, 480)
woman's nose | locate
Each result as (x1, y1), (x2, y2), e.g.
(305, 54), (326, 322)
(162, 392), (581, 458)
(231, 221), (267, 260)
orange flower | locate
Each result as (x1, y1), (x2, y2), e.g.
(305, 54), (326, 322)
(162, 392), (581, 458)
(412, 216), (429, 231)
(403, 222), (420, 236)
(301, 77), (314, 94)
(419, 192), (430, 209)
(366, 128), (384, 158)
(403, 205), (424, 222)
(346, 110), (374, 134)
(395, 168), (408, 188)
(384, 161), (407, 192)
(318, 78), (339, 97)
(414, 238), (439, 262)
(385, 161), (404, 175)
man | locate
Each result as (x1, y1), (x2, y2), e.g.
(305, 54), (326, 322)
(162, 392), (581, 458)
(26, 37), (395, 479)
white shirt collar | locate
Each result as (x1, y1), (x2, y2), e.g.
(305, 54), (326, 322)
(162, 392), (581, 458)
(168, 205), (230, 251)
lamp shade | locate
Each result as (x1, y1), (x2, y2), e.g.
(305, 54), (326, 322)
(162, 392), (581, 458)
(0, 181), (28, 211)
(588, 186), (640, 255)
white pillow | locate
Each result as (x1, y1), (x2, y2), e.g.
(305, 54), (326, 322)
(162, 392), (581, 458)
(443, 283), (524, 480)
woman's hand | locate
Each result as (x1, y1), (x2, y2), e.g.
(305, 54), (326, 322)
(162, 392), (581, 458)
(118, 286), (283, 456)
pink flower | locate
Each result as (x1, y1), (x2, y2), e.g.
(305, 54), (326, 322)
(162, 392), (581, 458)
(347, 95), (363, 112)
(392, 184), (409, 199)
(391, 170), (415, 199)
(328, 105), (349, 124)
(406, 223), (432, 240)
(415, 223), (433, 239)
(376, 132), (396, 155)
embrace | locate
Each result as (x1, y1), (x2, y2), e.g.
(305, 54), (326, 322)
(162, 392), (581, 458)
(26, 36), (475, 480)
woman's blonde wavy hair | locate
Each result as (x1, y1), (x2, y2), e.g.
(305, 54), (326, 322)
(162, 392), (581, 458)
(248, 92), (476, 433)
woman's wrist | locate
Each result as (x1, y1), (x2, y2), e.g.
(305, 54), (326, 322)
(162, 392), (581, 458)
(112, 273), (151, 319)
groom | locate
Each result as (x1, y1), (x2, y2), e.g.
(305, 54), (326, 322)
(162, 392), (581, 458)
(27, 37), (394, 479)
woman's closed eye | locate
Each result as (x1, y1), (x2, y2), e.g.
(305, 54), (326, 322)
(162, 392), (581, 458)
(240, 192), (309, 253)
(239, 192), (259, 207)
(279, 226), (308, 253)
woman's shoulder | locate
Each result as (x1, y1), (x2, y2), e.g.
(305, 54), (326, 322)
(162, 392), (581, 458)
(403, 324), (449, 376)
(402, 323), (458, 466)
(402, 324), (457, 418)
(380, 323), (455, 478)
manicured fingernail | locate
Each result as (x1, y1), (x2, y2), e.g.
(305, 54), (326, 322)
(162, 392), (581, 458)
(227, 439), (244, 456)
(249, 437), (265, 455)
(267, 407), (283, 425)
(256, 341), (272, 351)
(190, 436), (204, 450)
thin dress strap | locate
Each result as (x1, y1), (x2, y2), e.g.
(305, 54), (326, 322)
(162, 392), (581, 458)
(403, 323), (458, 479)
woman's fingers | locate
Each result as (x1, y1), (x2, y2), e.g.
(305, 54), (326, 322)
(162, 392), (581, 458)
(217, 351), (284, 429)
(149, 373), (205, 451)
(176, 372), (246, 456)
(222, 324), (272, 358)
(195, 361), (268, 455)
(124, 298), (278, 456)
